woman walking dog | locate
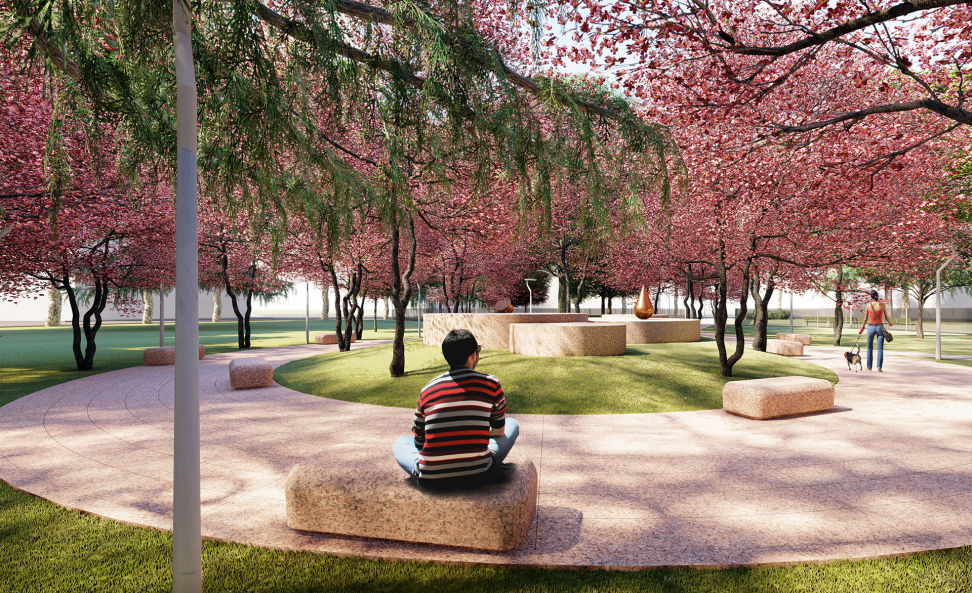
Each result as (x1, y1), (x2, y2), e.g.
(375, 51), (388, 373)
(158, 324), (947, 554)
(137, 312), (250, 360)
(859, 290), (893, 372)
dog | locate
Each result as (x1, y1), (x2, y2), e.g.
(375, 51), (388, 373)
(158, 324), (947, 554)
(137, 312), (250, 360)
(844, 345), (862, 371)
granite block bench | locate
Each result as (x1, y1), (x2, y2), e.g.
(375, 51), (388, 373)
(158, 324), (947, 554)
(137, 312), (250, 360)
(765, 339), (804, 356)
(776, 332), (812, 346)
(314, 333), (357, 345)
(723, 376), (835, 419)
(596, 318), (701, 344)
(143, 345), (206, 366)
(286, 459), (538, 552)
(509, 322), (626, 356)
(228, 358), (273, 390)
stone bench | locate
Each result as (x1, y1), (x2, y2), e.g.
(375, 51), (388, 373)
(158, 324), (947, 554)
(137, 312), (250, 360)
(509, 322), (626, 356)
(286, 459), (538, 552)
(143, 345), (206, 366)
(228, 357), (273, 390)
(765, 339), (804, 356)
(314, 333), (357, 345)
(723, 376), (835, 420)
(597, 318), (701, 344)
(422, 313), (588, 350)
(776, 332), (812, 346)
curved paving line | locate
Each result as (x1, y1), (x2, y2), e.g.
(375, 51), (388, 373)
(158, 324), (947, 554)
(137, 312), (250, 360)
(1, 339), (971, 568)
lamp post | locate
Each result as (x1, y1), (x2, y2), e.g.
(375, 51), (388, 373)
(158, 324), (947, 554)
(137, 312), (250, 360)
(159, 287), (165, 347)
(417, 286), (422, 339)
(936, 249), (957, 361)
(525, 278), (536, 313)
(305, 281), (310, 345)
(789, 291), (794, 333)
(172, 2), (201, 590)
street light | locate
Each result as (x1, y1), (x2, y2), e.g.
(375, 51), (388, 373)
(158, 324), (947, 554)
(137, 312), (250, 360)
(936, 248), (957, 361)
(525, 278), (536, 313)
(789, 291), (794, 333)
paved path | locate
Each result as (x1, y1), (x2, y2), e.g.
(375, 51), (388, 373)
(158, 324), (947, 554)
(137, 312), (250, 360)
(2, 340), (971, 569)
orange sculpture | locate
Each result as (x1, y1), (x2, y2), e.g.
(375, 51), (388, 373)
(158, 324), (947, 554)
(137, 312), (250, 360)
(634, 285), (654, 319)
(494, 298), (513, 313)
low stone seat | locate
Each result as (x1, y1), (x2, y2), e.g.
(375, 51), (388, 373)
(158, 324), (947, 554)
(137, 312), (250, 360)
(314, 333), (357, 345)
(723, 376), (835, 420)
(776, 332), (812, 346)
(143, 345), (205, 366)
(509, 322), (626, 356)
(596, 318), (701, 344)
(765, 339), (804, 356)
(228, 358), (273, 390)
(286, 459), (538, 552)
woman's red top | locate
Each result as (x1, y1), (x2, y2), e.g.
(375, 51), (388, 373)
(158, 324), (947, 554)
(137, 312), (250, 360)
(865, 305), (885, 324)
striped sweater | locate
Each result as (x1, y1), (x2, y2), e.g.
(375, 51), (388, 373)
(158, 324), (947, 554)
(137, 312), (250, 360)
(413, 368), (507, 480)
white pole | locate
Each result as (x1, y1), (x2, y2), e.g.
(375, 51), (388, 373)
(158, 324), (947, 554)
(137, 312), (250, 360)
(417, 286), (422, 339)
(305, 281), (310, 345)
(789, 291), (794, 333)
(173, 1), (200, 591)
(936, 251), (957, 361)
(160, 288), (165, 347)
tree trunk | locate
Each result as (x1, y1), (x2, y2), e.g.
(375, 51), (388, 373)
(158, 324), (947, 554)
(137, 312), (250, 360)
(63, 275), (109, 371)
(712, 253), (750, 377)
(46, 286), (62, 327)
(340, 267), (361, 351)
(321, 288), (328, 320)
(916, 297), (926, 339)
(142, 290), (153, 324)
(373, 298), (378, 332)
(212, 290), (222, 322)
(327, 266), (349, 351)
(687, 277), (697, 319)
(389, 215), (417, 377)
(557, 275), (568, 312)
(653, 284), (663, 313)
(243, 290), (252, 348)
(607, 296), (613, 314)
(354, 292), (365, 340)
(833, 266), (844, 346)
(750, 278), (775, 352)
(885, 288), (894, 321)
(600, 294), (605, 315)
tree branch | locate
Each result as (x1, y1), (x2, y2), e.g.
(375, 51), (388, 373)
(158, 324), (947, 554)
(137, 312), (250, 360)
(251, 0), (642, 125)
(725, 0), (968, 57)
(774, 99), (972, 132)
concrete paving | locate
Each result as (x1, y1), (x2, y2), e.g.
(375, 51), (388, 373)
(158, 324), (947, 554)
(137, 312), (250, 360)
(1, 340), (971, 568)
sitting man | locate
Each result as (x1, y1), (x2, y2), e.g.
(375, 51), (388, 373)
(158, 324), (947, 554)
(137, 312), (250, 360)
(394, 329), (519, 485)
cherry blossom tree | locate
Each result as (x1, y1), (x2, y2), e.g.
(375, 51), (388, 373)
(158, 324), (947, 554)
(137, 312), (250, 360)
(198, 201), (285, 349)
(1, 194), (174, 369)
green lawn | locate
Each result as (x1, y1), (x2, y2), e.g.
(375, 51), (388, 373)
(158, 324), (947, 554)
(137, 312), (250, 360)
(0, 319), (415, 406)
(1, 320), (970, 592)
(2, 482), (970, 593)
(275, 340), (837, 414)
(718, 320), (972, 367)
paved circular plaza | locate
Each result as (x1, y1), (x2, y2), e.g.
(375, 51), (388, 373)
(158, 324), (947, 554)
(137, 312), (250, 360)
(1, 340), (971, 568)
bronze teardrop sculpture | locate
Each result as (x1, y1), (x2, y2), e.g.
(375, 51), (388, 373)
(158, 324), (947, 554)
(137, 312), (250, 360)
(634, 285), (654, 319)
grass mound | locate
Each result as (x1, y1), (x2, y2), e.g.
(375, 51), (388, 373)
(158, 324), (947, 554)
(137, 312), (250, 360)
(274, 340), (838, 414)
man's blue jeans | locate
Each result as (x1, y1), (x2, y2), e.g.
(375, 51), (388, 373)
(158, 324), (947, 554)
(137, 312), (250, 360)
(394, 418), (520, 476)
(866, 323), (885, 370)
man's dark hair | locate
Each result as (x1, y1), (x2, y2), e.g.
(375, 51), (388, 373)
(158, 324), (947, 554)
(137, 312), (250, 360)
(442, 329), (479, 369)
